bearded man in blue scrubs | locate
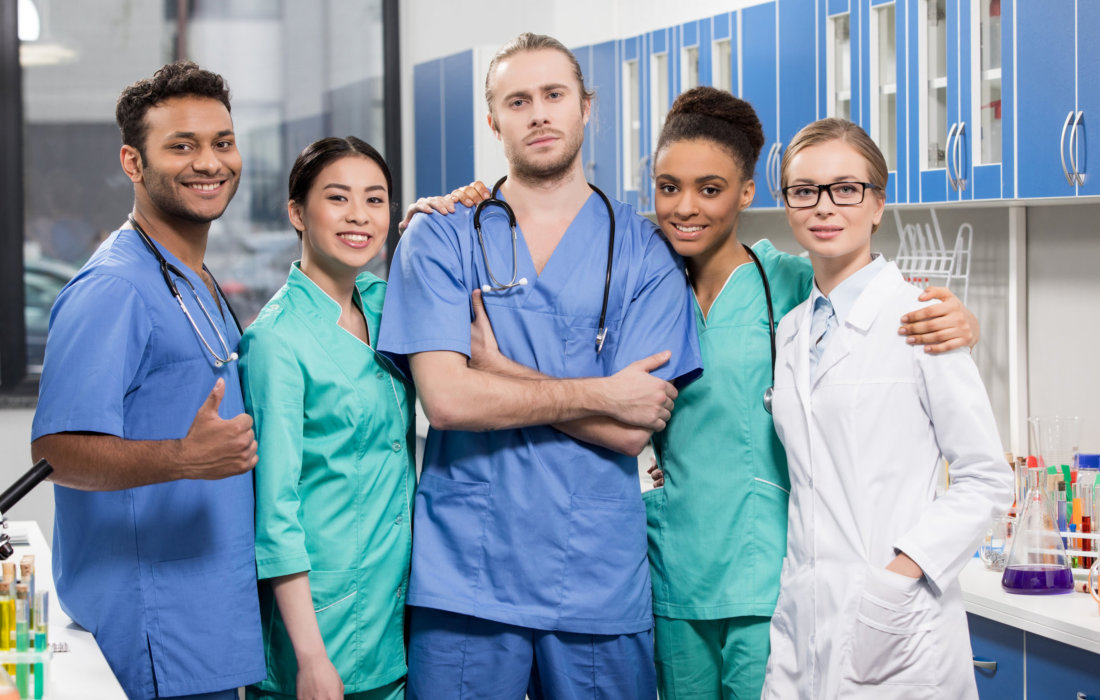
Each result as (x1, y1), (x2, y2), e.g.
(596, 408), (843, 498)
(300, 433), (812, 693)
(379, 33), (701, 699)
(31, 62), (265, 699)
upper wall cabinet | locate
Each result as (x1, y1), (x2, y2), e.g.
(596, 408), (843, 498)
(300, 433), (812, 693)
(743, 1), (817, 208)
(1017, 0), (1099, 198)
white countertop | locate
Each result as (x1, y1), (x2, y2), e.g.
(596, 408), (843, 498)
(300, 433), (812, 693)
(2, 520), (126, 699)
(960, 557), (1100, 654)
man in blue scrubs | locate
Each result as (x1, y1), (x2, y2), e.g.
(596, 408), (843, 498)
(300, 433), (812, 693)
(379, 33), (701, 699)
(31, 62), (265, 699)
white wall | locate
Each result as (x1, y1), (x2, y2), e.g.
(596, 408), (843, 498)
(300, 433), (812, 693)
(0, 410), (53, 541)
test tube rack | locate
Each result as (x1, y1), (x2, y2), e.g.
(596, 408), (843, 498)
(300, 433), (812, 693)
(892, 209), (973, 304)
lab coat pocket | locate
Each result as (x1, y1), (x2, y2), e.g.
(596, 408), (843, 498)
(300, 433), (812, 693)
(561, 494), (648, 619)
(411, 473), (491, 596)
(843, 567), (941, 690)
(308, 569), (360, 687)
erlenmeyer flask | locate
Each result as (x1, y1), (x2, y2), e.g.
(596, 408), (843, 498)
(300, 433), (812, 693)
(1002, 467), (1074, 594)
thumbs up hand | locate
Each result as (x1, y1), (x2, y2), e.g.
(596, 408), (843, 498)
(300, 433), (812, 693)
(179, 378), (258, 480)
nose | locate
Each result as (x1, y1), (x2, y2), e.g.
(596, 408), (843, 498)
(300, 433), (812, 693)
(812, 187), (838, 216)
(528, 97), (550, 128)
(346, 199), (371, 225)
(673, 189), (699, 218)
(191, 144), (222, 175)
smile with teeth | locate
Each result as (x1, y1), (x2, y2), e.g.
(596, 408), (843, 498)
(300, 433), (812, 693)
(673, 223), (704, 233)
(338, 233), (372, 243)
(187, 182), (222, 191)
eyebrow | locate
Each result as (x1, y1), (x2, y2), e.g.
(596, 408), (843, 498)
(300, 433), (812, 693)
(789, 175), (860, 184)
(165, 129), (235, 140)
(501, 83), (571, 103)
(322, 183), (388, 193)
(655, 173), (729, 185)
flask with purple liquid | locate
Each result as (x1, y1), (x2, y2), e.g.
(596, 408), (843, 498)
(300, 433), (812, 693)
(1001, 466), (1074, 595)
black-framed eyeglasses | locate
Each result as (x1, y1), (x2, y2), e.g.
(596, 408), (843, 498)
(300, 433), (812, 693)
(781, 181), (879, 209)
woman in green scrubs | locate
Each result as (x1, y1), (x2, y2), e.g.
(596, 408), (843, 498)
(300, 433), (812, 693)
(241, 137), (415, 700)
(644, 88), (977, 700)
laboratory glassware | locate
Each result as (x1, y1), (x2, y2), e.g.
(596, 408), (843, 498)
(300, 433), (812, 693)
(1001, 467), (1074, 594)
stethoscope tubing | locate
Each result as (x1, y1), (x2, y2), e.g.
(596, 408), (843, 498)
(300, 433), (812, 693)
(742, 244), (776, 414)
(126, 214), (242, 366)
(474, 176), (616, 354)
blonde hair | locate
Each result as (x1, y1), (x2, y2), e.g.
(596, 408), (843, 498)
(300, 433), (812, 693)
(484, 33), (594, 117)
(781, 118), (888, 232)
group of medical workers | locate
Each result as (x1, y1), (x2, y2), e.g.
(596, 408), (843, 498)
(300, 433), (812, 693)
(28, 28), (1012, 700)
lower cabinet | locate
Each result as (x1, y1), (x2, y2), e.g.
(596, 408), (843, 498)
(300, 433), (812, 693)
(969, 613), (1100, 700)
(968, 613), (1024, 700)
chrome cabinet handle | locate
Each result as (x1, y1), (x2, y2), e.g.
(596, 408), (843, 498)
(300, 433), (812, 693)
(767, 142), (781, 199)
(955, 121), (967, 191)
(772, 142), (784, 201)
(946, 122), (959, 190)
(1061, 110), (1076, 186)
(972, 657), (997, 671)
(1070, 111), (1085, 185)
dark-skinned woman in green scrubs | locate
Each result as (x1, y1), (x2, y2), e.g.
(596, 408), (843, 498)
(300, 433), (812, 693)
(241, 137), (415, 700)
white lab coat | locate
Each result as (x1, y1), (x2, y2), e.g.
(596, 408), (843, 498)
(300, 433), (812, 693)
(762, 262), (1014, 700)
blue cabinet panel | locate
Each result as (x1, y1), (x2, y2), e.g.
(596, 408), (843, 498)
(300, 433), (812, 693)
(590, 41), (620, 197)
(967, 613), (1024, 700)
(742, 2), (779, 207)
(682, 19), (698, 47)
(1025, 634), (1100, 700)
(1078, 0), (1100, 197)
(442, 51), (475, 194)
(778, 0), (817, 145)
(695, 18), (713, 88)
(413, 59), (443, 198)
(713, 11), (732, 40)
(1015, 0), (1076, 198)
(828, 0), (850, 15)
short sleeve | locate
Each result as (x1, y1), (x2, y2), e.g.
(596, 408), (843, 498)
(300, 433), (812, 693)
(612, 225), (701, 386)
(378, 213), (474, 377)
(32, 274), (153, 440)
(239, 323), (311, 579)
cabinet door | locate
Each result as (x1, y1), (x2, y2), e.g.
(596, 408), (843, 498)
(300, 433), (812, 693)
(967, 613), (1024, 700)
(1025, 633), (1100, 699)
(1077, 0), (1100, 197)
(778, 0), (817, 156)
(589, 41), (621, 198)
(742, 1), (781, 208)
(413, 58), (445, 199)
(1015, 0), (1076, 198)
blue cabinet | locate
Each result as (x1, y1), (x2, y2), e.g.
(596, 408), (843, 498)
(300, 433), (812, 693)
(967, 613), (1024, 700)
(412, 50), (474, 199)
(573, 41), (621, 198)
(1016, 0), (1097, 198)
(743, 0), (816, 209)
(1025, 634), (1100, 700)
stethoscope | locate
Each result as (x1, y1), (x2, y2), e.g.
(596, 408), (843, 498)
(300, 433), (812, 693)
(742, 244), (777, 414)
(127, 215), (242, 367)
(473, 176), (616, 353)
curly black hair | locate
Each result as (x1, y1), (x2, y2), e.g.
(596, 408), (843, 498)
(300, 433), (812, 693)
(115, 61), (232, 162)
(656, 86), (765, 181)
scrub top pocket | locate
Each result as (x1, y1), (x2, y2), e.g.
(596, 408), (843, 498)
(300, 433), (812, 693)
(410, 473), (491, 602)
(841, 567), (942, 693)
(309, 569), (360, 686)
(560, 494), (648, 620)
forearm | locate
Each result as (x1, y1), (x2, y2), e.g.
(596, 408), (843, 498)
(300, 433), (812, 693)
(475, 354), (653, 455)
(33, 432), (188, 490)
(270, 573), (329, 665)
(418, 362), (609, 431)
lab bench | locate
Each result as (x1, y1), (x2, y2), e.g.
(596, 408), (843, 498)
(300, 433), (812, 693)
(961, 558), (1100, 699)
(1, 521), (125, 699)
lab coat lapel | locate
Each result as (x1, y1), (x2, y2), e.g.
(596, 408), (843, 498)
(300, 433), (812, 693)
(779, 300), (812, 406)
(812, 262), (898, 388)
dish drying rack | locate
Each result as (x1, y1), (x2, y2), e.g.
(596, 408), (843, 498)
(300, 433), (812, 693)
(892, 209), (973, 304)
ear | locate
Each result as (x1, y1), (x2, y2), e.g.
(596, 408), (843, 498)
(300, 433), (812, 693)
(487, 112), (502, 141)
(287, 199), (306, 234)
(739, 179), (756, 211)
(870, 190), (886, 229)
(582, 96), (591, 126)
(120, 145), (143, 184)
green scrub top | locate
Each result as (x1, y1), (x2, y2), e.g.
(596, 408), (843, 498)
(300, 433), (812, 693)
(646, 240), (812, 620)
(240, 264), (416, 695)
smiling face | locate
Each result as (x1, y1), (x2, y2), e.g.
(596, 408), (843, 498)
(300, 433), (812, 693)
(486, 48), (589, 184)
(129, 96), (241, 225)
(654, 139), (755, 264)
(783, 138), (885, 283)
(290, 154), (390, 281)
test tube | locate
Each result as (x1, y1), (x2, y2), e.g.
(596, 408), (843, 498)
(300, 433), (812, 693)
(1083, 483), (1094, 568)
(33, 592), (46, 700)
(13, 585), (26, 698)
(0, 581), (10, 676)
(0, 564), (12, 584)
(17, 559), (32, 633)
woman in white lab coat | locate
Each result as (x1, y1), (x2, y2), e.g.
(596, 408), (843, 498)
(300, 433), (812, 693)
(761, 119), (1014, 700)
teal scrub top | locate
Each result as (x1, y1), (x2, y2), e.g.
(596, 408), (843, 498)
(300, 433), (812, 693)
(646, 240), (813, 620)
(240, 264), (416, 694)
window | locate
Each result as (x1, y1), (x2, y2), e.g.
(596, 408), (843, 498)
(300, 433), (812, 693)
(975, 0), (1002, 165)
(650, 52), (668, 153)
(870, 3), (897, 170)
(920, 0), (948, 169)
(4, 0), (400, 387)
(712, 38), (732, 93)
(622, 58), (640, 191)
(681, 45), (698, 92)
(827, 13), (851, 121)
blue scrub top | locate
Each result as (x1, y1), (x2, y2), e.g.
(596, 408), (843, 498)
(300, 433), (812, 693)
(379, 193), (701, 635)
(32, 227), (264, 699)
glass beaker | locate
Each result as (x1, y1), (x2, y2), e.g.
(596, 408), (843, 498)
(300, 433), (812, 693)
(979, 514), (1014, 571)
(1001, 467), (1074, 594)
